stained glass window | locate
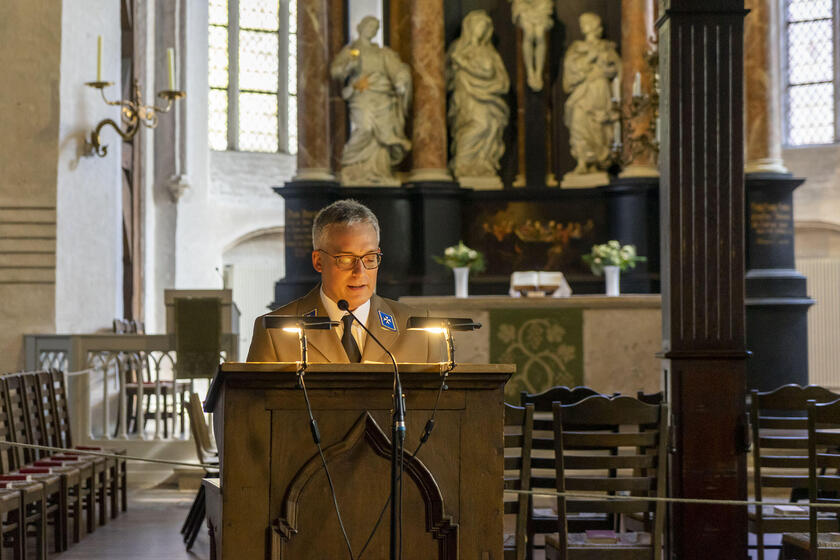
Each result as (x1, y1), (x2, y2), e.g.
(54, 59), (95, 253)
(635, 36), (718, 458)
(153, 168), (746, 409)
(784, 0), (837, 146)
(208, 0), (297, 153)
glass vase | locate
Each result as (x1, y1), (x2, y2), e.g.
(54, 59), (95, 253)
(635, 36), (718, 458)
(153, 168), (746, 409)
(453, 267), (470, 298)
(604, 265), (620, 296)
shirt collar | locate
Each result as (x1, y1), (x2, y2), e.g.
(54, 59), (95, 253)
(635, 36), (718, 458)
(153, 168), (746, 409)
(320, 287), (371, 327)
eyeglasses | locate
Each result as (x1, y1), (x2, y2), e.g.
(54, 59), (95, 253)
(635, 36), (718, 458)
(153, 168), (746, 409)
(318, 249), (383, 271)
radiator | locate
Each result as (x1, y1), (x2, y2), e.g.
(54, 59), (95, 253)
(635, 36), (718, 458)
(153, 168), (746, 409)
(797, 258), (840, 389)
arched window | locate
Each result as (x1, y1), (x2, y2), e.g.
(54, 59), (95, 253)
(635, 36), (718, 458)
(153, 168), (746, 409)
(208, 0), (297, 154)
(782, 0), (838, 146)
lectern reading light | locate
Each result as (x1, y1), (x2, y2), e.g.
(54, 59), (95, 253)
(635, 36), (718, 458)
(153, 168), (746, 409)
(406, 316), (481, 373)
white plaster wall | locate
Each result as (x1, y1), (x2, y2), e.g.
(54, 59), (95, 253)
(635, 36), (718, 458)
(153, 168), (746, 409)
(55, 0), (123, 333)
(786, 145), (840, 229)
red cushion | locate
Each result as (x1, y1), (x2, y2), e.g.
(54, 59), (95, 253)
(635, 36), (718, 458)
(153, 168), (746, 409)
(18, 468), (49, 474)
(0, 475), (28, 481)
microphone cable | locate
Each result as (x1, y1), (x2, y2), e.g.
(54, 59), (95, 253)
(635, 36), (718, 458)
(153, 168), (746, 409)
(299, 366), (355, 559)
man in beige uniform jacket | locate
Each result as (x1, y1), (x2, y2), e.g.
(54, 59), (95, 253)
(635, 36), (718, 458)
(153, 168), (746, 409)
(247, 200), (438, 363)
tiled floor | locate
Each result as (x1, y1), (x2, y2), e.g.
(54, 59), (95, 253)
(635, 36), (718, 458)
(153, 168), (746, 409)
(52, 489), (209, 560)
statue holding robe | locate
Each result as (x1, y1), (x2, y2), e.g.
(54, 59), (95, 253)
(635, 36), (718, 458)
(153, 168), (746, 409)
(561, 13), (621, 186)
(446, 10), (510, 189)
(330, 16), (412, 186)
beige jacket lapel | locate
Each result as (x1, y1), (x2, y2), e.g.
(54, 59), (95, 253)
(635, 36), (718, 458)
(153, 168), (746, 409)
(361, 294), (400, 363)
(291, 285), (346, 363)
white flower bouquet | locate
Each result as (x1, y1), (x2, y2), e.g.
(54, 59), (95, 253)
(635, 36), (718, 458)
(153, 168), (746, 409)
(434, 241), (486, 272)
(582, 240), (646, 276)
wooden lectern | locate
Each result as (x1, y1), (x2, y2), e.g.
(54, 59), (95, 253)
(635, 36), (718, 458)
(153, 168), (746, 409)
(203, 362), (512, 559)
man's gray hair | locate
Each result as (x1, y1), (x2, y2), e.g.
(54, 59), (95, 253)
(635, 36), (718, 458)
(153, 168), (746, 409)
(312, 199), (380, 250)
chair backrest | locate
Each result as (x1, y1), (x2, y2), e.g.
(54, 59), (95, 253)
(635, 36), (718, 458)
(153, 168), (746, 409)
(636, 391), (664, 405)
(806, 398), (840, 557)
(49, 369), (74, 449)
(520, 386), (601, 410)
(2, 375), (33, 467)
(20, 373), (49, 460)
(0, 378), (19, 473)
(520, 386), (606, 493)
(750, 385), (840, 511)
(553, 395), (667, 555)
(503, 403), (534, 560)
(36, 371), (62, 450)
(188, 392), (216, 463)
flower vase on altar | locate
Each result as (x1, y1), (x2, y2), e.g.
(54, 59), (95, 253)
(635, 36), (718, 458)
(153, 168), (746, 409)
(453, 267), (470, 298)
(582, 240), (646, 298)
(434, 241), (484, 299)
(604, 265), (620, 296)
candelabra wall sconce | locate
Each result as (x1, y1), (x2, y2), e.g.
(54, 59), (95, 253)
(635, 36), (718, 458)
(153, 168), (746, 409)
(83, 79), (185, 157)
(610, 48), (660, 169)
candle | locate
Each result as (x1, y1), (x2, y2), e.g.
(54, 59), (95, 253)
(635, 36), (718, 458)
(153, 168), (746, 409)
(612, 77), (620, 101)
(613, 119), (621, 145)
(167, 48), (175, 90)
(632, 71), (642, 98)
(96, 36), (102, 82)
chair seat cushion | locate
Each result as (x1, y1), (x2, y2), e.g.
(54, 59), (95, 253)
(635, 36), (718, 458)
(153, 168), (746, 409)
(783, 532), (840, 550)
(546, 531), (652, 549)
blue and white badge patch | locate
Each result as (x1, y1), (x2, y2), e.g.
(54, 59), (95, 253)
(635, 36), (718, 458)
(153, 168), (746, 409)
(304, 308), (317, 317)
(378, 310), (397, 332)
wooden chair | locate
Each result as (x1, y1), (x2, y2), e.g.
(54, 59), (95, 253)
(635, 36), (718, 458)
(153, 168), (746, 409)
(47, 368), (127, 518)
(0, 376), (51, 559)
(520, 385), (610, 557)
(545, 395), (667, 559)
(749, 384), (840, 560)
(181, 392), (219, 551)
(0, 488), (24, 560)
(0, 375), (67, 553)
(504, 403), (534, 560)
(781, 397), (840, 559)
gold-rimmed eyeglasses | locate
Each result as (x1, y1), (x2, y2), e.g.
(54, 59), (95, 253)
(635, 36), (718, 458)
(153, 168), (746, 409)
(318, 249), (383, 271)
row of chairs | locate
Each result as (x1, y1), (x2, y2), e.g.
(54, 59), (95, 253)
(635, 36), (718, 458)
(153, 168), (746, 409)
(0, 369), (127, 558)
(504, 386), (666, 560)
(749, 384), (840, 559)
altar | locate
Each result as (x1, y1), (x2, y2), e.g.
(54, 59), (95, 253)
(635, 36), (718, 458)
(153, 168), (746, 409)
(399, 294), (661, 401)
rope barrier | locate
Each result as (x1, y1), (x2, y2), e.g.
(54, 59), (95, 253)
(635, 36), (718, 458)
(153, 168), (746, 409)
(504, 488), (840, 509)
(0, 440), (216, 470)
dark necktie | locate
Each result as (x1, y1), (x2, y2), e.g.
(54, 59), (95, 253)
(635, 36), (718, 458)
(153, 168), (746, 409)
(341, 314), (362, 363)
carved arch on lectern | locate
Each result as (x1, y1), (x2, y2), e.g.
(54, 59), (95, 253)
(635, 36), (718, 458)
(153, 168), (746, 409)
(271, 412), (458, 559)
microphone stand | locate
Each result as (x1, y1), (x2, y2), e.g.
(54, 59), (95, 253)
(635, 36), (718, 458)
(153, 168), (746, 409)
(338, 300), (403, 560)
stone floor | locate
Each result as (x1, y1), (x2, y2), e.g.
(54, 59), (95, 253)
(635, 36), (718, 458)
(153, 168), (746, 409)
(52, 489), (210, 560)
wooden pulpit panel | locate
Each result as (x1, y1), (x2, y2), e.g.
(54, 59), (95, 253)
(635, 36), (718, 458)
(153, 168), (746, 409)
(205, 363), (512, 560)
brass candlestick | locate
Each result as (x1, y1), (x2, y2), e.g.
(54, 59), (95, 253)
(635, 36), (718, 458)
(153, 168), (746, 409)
(611, 48), (660, 169)
(84, 79), (185, 157)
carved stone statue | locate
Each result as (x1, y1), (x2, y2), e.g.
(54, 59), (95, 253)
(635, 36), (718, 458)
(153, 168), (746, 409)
(330, 16), (412, 186)
(446, 10), (510, 189)
(510, 0), (554, 91)
(561, 12), (621, 187)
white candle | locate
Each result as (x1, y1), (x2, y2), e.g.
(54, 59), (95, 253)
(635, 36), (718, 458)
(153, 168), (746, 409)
(167, 48), (175, 90)
(613, 120), (621, 145)
(632, 71), (642, 98)
(97, 35), (102, 82)
(612, 77), (620, 101)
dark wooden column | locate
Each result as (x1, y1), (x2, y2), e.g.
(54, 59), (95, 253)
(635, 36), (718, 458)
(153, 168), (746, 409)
(657, 2), (749, 558)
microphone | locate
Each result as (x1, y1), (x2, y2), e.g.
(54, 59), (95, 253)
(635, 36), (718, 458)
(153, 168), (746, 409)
(336, 299), (405, 435)
(338, 299), (405, 560)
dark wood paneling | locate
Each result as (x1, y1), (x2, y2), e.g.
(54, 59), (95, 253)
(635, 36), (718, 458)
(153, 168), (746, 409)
(659, 2), (749, 558)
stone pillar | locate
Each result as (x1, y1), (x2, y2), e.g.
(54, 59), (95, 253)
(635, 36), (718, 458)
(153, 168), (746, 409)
(659, 2), (749, 558)
(744, 0), (788, 174)
(407, 0), (452, 184)
(294, 0), (335, 182)
(619, 0), (658, 178)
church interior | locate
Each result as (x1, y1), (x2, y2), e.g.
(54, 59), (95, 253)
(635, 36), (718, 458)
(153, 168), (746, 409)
(2, 0), (840, 558)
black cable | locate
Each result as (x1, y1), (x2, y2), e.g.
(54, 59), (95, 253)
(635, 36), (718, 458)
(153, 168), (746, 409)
(300, 375), (355, 560)
(399, 442), (404, 560)
(357, 373), (449, 559)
